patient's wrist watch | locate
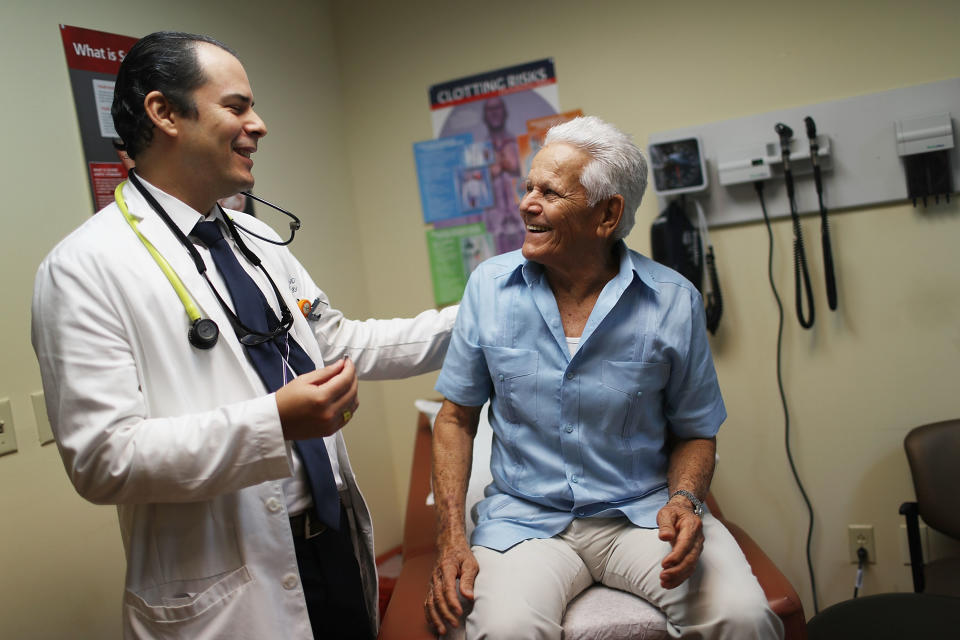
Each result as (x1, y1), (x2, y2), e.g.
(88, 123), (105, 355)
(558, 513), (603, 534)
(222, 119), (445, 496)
(670, 490), (704, 517)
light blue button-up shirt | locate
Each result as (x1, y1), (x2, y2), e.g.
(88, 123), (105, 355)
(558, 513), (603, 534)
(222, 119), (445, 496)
(435, 242), (725, 551)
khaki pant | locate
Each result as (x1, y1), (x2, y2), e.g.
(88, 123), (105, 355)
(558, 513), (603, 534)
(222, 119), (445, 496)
(466, 513), (784, 640)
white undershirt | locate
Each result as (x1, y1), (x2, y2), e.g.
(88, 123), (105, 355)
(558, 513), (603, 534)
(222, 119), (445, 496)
(565, 336), (580, 357)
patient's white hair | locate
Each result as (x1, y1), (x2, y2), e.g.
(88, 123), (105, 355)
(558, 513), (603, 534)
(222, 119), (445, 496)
(544, 116), (648, 240)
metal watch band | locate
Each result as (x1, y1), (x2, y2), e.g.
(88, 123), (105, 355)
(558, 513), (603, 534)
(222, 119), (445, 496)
(670, 489), (704, 517)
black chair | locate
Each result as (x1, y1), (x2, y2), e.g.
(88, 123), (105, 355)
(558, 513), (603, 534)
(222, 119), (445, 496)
(898, 418), (960, 595)
(807, 593), (959, 639)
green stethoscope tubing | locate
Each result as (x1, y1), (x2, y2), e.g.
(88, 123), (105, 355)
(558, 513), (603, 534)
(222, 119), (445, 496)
(115, 180), (204, 324)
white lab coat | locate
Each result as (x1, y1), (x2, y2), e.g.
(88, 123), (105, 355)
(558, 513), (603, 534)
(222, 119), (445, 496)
(31, 181), (456, 639)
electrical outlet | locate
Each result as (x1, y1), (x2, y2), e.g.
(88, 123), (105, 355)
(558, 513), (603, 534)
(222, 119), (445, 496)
(0, 398), (17, 457)
(30, 391), (54, 445)
(848, 524), (876, 563)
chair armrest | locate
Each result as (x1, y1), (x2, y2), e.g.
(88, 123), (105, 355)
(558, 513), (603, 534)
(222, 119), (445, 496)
(708, 494), (807, 640)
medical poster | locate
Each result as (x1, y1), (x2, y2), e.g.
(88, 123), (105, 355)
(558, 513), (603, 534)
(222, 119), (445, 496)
(414, 134), (497, 223)
(426, 223), (496, 307)
(59, 24), (139, 213)
(419, 59), (562, 305)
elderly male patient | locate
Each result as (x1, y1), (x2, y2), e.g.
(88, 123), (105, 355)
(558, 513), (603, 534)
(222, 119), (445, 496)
(424, 116), (783, 639)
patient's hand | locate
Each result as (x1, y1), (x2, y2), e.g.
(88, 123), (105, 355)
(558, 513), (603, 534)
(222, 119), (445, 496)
(425, 533), (478, 635)
(657, 500), (704, 589)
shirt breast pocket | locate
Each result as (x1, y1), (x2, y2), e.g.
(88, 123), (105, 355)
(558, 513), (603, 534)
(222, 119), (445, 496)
(482, 346), (538, 426)
(600, 360), (670, 441)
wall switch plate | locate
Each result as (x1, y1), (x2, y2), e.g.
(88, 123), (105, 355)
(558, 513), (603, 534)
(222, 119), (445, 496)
(849, 524), (876, 563)
(30, 391), (54, 445)
(0, 398), (17, 457)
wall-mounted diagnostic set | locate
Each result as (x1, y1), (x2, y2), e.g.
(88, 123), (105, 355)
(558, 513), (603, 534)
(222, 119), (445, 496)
(648, 77), (959, 226)
(647, 77), (959, 330)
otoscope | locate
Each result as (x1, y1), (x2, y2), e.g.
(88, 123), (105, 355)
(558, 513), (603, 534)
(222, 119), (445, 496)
(776, 122), (815, 329)
(804, 117), (837, 311)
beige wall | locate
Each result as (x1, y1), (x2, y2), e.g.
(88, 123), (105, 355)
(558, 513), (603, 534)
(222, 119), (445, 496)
(330, 0), (960, 620)
(2, 0), (959, 636)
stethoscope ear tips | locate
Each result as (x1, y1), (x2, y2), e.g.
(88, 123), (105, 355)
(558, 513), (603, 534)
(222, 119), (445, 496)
(189, 318), (220, 350)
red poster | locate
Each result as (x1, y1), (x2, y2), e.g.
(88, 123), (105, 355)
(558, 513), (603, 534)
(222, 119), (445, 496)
(89, 162), (128, 211)
(60, 24), (135, 75)
(60, 24), (139, 212)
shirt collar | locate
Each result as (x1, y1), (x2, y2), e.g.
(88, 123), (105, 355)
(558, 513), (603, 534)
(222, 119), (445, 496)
(134, 174), (221, 237)
(616, 240), (661, 295)
(519, 241), (661, 295)
(520, 255), (543, 287)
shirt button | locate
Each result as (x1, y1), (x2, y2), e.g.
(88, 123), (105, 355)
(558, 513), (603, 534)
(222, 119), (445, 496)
(498, 374), (504, 381)
(564, 424), (574, 433)
(566, 372), (575, 380)
(282, 573), (299, 590)
(636, 391), (643, 398)
(571, 475), (579, 484)
(266, 497), (282, 512)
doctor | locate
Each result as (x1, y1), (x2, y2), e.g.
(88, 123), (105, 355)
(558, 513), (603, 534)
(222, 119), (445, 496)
(31, 31), (455, 639)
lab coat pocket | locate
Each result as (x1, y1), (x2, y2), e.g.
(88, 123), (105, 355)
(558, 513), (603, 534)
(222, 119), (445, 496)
(124, 565), (252, 625)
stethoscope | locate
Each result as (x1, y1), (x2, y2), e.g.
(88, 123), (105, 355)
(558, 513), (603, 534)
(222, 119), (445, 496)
(116, 170), (302, 350)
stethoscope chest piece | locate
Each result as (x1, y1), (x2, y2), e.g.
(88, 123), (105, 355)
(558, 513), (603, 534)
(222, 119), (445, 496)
(189, 317), (220, 349)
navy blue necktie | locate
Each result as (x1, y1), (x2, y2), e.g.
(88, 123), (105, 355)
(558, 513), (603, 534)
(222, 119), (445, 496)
(192, 221), (341, 530)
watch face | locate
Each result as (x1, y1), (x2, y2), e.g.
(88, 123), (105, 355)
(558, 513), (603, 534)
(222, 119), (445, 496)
(649, 138), (706, 194)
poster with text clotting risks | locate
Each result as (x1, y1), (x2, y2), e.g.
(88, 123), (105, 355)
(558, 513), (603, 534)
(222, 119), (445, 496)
(428, 59), (559, 246)
(418, 59), (560, 306)
(59, 24), (139, 212)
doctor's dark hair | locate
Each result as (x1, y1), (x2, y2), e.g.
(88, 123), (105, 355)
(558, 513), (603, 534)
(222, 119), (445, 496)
(544, 116), (648, 241)
(112, 31), (237, 160)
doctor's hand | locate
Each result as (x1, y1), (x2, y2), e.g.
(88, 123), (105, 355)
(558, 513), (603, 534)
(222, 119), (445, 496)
(425, 532), (478, 635)
(656, 497), (705, 589)
(276, 358), (359, 440)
